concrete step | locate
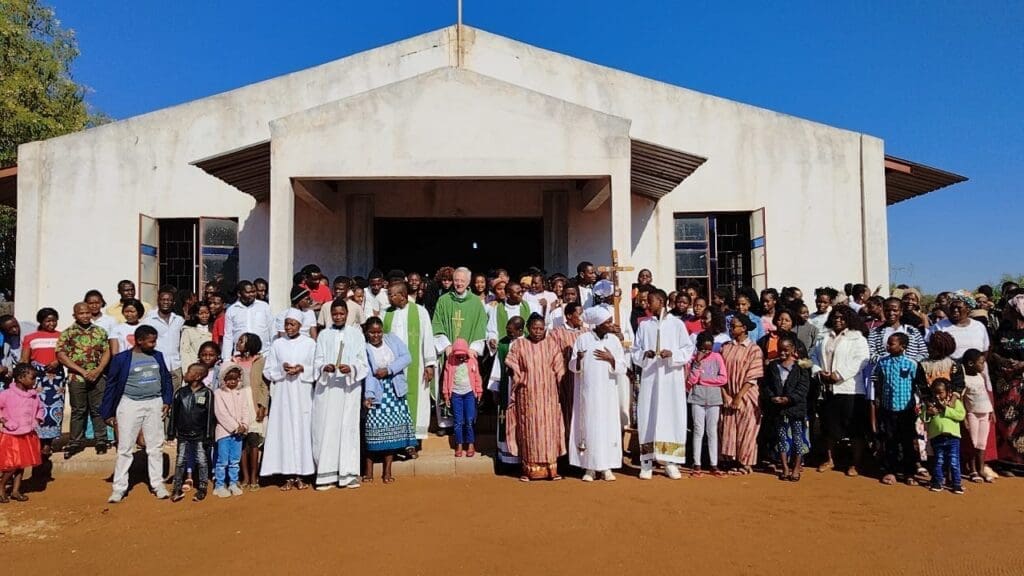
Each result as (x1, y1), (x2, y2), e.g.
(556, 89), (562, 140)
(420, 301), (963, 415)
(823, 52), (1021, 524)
(36, 433), (502, 480)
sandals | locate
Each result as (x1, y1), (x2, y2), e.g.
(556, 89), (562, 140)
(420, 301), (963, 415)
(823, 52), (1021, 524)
(279, 479), (296, 491)
(710, 469), (726, 478)
(519, 476), (531, 482)
(183, 479), (194, 493)
(466, 449), (476, 458)
(9, 493), (28, 502)
(845, 467), (859, 478)
(691, 468), (704, 478)
(361, 476), (374, 484)
(816, 461), (834, 473)
(881, 474), (897, 485)
(382, 476), (395, 484)
(294, 479), (309, 490)
(454, 450), (464, 458)
(789, 470), (802, 482)
(969, 473), (984, 483)
(0, 494), (8, 504)
(551, 475), (563, 481)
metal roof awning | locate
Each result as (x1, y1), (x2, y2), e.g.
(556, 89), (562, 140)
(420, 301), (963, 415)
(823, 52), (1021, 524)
(884, 155), (967, 205)
(0, 166), (16, 208)
(630, 140), (707, 200)
(192, 141), (270, 202)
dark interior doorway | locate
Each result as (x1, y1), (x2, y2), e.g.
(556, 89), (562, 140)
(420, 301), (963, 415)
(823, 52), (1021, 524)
(375, 218), (544, 277)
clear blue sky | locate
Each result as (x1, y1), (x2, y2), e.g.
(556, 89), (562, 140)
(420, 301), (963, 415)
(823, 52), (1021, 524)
(51, 1), (1022, 293)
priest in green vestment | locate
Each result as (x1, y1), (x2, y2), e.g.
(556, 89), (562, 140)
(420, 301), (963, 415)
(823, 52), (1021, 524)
(382, 282), (436, 443)
(432, 267), (488, 432)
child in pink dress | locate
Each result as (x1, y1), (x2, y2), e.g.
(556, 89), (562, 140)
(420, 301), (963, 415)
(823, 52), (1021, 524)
(0, 364), (44, 503)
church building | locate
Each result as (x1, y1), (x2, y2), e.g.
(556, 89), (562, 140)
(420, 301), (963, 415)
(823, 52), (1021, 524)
(6, 25), (965, 318)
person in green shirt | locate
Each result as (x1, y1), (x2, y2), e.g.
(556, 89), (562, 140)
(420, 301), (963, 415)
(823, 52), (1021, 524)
(922, 378), (966, 494)
(56, 302), (112, 459)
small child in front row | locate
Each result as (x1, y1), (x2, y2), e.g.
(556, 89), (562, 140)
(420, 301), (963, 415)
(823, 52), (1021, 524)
(443, 339), (482, 458)
(213, 364), (250, 498)
(922, 378), (966, 494)
(961, 349), (994, 483)
(686, 332), (728, 477)
(169, 363), (216, 502)
(0, 364), (44, 503)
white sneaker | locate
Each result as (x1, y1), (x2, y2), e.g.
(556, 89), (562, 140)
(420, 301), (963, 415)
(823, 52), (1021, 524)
(228, 484), (244, 496)
(665, 464), (682, 480)
(153, 486), (170, 500)
(581, 470), (595, 482)
(107, 491), (125, 504)
(639, 463), (653, 480)
(315, 484), (334, 492)
(602, 470), (617, 482)
(213, 486), (231, 498)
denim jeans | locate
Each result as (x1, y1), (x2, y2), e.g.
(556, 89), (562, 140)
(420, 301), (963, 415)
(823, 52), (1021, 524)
(214, 436), (243, 488)
(173, 440), (209, 493)
(931, 435), (961, 489)
(452, 392), (477, 445)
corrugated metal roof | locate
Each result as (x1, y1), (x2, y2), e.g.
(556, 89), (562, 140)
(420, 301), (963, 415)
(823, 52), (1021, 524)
(884, 155), (967, 205)
(192, 141), (270, 202)
(630, 139), (707, 200)
(188, 142), (965, 209)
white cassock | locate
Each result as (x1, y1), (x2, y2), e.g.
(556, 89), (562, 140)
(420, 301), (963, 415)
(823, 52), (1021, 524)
(384, 304), (437, 439)
(568, 331), (626, 471)
(274, 307), (317, 339)
(261, 333), (317, 476)
(631, 313), (694, 465)
(311, 325), (368, 487)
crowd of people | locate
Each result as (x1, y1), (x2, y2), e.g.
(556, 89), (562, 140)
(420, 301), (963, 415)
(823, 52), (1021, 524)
(1, 261), (1022, 504)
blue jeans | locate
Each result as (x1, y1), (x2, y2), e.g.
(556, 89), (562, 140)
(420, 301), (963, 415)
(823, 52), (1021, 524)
(452, 392), (477, 446)
(931, 435), (961, 490)
(215, 435), (243, 488)
(173, 440), (209, 493)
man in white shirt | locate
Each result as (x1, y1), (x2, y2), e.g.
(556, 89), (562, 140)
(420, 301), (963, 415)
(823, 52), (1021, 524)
(523, 271), (557, 322)
(142, 287), (185, 389)
(221, 280), (274, 361)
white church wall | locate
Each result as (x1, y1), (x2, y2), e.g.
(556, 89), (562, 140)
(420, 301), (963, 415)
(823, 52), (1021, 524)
(465, 28), (888, 293)
(15, 28), (456, 319)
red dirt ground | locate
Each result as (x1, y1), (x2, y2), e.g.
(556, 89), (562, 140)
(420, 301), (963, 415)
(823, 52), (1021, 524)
(2, 471), (1022, 575)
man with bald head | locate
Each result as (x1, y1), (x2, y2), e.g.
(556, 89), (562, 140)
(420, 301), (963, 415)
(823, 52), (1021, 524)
(57, 302), (112, 459)
(431, 267), (487, 434)
(383, 282), (437, 445)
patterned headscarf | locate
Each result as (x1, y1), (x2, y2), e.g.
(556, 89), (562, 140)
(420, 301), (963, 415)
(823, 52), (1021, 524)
(950, 290), (977, 310)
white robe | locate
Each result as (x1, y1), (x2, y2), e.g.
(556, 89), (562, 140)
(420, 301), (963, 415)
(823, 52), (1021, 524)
(384, 304), (437, 439)
(261, 334), (317, 476)
(311, 326), (368, 486)
(631, 314), (694, 464)
(568, 332), (626, 471)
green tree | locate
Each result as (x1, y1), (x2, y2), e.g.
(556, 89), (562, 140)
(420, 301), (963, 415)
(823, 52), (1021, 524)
(0, 0), (107, 293)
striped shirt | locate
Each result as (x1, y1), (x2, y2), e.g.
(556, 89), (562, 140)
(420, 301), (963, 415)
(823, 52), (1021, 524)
(873, 354), (917, 411)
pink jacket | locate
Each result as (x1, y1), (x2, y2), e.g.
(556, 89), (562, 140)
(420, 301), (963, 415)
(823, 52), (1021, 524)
(0, 386), (44, 436)
(213, 387), (251, 441)
(686, 352), (729, 388)
(443, 340), (483, 402)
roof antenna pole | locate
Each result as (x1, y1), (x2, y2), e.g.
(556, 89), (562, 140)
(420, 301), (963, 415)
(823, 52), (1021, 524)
(456, 0), (464, 67)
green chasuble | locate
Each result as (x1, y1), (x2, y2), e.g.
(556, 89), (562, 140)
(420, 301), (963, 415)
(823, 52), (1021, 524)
(496, 302), (531, 339)
(383, 301), (425, 437)
(431, 291), (488, 408)
(431, 291), (487, 348)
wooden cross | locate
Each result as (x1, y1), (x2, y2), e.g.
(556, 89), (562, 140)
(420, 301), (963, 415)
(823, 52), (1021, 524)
(597, 249), (634, 337)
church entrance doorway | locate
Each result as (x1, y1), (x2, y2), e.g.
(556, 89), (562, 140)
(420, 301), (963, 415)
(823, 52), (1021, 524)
(374, 217), (544, 277)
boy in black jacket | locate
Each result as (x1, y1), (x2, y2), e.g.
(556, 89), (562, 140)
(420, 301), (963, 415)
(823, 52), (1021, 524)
(168, 363), (215, 502)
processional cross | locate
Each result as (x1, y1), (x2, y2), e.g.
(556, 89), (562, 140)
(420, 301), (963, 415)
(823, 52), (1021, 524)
(597, 249), (635, 343)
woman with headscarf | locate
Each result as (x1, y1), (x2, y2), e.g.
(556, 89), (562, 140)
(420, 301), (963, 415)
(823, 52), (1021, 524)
(927, 293), (990, 361)
(990, 293), (1024, 474)
(810, 305), (870, 476)
(719, 312), (765, 475)
(261, 310), (317, 490)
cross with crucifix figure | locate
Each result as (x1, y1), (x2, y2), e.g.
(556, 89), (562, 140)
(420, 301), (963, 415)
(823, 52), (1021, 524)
(598, 249), (634, 341)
